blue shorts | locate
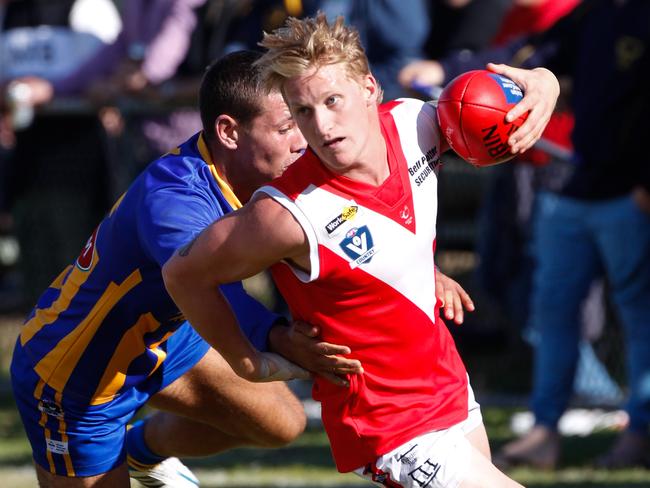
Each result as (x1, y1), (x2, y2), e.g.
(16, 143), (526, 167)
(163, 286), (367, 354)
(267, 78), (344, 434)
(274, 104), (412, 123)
(10, 322), (210, 477)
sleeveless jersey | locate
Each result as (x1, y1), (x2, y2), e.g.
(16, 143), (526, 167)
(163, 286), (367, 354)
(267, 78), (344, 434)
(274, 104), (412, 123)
(257, 99), (469, 472)
(16, 132), (277, 405)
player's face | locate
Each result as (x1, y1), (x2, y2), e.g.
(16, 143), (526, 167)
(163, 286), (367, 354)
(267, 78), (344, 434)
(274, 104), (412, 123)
(236, 92), (306, 199)
(283, 63), (379, 173)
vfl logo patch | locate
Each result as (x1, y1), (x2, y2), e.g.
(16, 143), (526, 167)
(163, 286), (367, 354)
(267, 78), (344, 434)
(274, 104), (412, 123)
(339, 225), (376, 268)
(325, 205), (358, 235)
(489, 73), (524, 104)
(76, 226), (99, 271)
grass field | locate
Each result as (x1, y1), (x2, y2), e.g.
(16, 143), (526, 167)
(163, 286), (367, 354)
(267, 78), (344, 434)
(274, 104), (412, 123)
(1, 402), (650, 487)
(1, 317), (650, 487)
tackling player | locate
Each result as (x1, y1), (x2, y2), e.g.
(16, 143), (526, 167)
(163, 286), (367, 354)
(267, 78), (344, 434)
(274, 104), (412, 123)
(10, 50), (365, 488)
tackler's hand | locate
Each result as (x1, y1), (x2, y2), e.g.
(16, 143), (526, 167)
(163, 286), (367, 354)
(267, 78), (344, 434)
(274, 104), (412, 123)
(269, 320), (363, 387)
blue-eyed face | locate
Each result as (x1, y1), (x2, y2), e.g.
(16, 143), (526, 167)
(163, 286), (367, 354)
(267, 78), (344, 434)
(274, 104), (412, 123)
(283, 63), (381, 175)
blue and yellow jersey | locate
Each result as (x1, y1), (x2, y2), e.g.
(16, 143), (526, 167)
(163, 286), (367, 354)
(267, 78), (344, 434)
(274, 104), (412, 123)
(16, 132), (277, 405)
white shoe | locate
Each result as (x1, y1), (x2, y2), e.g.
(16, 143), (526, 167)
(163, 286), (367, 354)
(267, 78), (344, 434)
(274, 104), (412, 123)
(129, 456), (199, 487)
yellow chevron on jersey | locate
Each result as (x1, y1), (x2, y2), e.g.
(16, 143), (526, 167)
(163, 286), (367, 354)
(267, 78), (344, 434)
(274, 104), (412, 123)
(33, 269), (143, 393)
(20, 238), (101, 348)
(91, 313), (172, 405)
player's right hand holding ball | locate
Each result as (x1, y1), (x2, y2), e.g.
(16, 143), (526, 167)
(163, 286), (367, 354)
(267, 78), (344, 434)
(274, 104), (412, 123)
(437, 64), (559, 166)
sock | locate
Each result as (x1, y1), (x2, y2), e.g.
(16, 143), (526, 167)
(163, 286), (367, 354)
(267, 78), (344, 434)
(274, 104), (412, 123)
(126, 418), (167, 469)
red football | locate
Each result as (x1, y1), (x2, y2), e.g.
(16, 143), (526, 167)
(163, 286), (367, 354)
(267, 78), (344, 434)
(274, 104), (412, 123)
(436, 70), (528, 167)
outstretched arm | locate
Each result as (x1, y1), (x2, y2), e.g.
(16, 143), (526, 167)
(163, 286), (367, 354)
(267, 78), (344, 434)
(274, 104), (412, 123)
(163, 195), (309, 382)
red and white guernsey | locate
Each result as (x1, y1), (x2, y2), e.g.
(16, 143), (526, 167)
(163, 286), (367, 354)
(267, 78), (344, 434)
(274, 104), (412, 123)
(257, 98), (469, 472)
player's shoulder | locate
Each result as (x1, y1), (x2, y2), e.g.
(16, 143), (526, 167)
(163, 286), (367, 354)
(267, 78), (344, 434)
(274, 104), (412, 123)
(134, 133), (221, 203)
(264, 149), (323, 198)
(121, 132), (219, 218)
(380, 97), (431, 113)
(147, 133), (208, 181)
(380, 97), (436, 122)
(379, 98), (439, 139)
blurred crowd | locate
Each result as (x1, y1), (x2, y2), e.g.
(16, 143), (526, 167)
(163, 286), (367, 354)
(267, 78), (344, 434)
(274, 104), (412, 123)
(0, 0), (513, 312)
(0, 0), (648, 472)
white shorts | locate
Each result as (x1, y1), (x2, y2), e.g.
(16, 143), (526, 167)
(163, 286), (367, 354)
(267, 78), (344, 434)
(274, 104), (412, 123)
(354, 380), (482, 488)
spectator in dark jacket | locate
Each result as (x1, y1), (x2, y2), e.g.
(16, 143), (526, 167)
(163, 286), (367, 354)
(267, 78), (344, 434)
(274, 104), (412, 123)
(400, 0), (650, 469)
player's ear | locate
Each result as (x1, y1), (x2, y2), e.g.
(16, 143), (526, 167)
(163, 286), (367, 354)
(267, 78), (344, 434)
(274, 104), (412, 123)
(363, 74), (379, 106)
(215, 114), (239, 149)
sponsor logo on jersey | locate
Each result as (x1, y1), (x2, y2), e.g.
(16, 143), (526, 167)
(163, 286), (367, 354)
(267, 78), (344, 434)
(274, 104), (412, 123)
(325, 205), (358, 235)
(339, 225), (376, 268)
(38, 400), (64, 419)
(409, 146), (440, 187)
(46, 439), (69, 455)
(76, 226), (99, 271)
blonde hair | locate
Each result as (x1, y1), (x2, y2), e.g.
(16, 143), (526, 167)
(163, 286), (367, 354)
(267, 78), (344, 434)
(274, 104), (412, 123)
(256, 12), (383, 102)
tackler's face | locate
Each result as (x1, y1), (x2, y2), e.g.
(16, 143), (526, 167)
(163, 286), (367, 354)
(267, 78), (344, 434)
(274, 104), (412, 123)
(237, 91), (306, 195)
(283, 62), (380, 174)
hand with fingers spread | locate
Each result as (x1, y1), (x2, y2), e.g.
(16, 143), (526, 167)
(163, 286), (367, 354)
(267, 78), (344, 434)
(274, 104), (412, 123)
(435, 270), (475, 325)
(269, 320), (363, 387)
(486, 63), (560, 155)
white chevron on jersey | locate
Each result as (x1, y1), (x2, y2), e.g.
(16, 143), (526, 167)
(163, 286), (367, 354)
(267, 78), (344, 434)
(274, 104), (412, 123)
(258, 98), (469, 473)
(259, 98), (444, 323)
